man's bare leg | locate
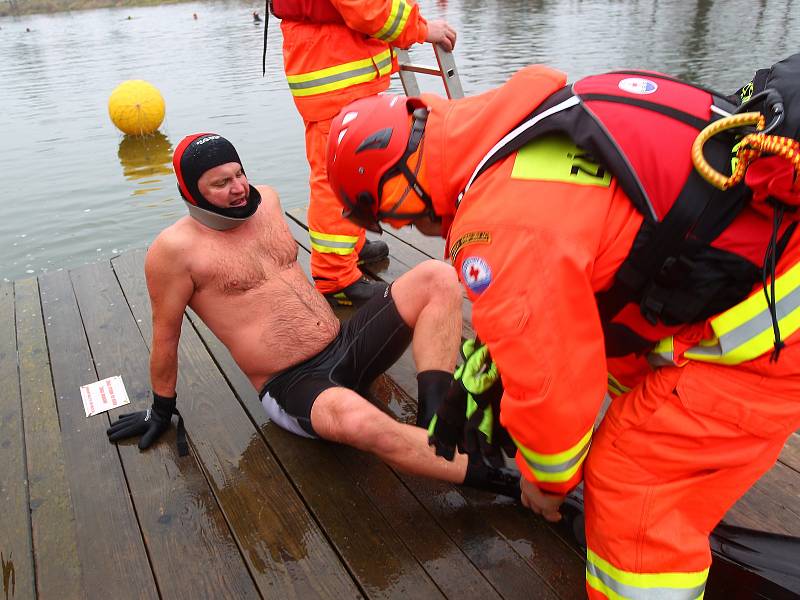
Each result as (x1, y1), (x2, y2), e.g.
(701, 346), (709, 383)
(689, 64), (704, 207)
(311, 387), (467, 482)
(310, 260), (520, 497)
(312, 260), (466, 481)
(390, 260), (462, 373)
(388, 260), (462, 426)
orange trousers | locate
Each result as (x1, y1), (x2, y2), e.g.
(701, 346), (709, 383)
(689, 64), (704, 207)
(584, 360), (800, 598)
(305, 118), (366, 294)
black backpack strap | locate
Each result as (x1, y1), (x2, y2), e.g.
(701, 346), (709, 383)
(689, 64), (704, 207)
(597, 169), (720, 325)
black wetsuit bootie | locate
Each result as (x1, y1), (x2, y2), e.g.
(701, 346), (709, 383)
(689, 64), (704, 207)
(462, 461), (521, 501)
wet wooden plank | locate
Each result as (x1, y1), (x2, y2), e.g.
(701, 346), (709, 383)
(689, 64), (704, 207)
(110, 252), (363, 599)
(381, 221), (448, 261)
(725, 460), (800, 537)
(114, 249), (491, 599)
(15, 278), (83, 599)
(382, 357), (586, 600)
(779, 433), (800, 474)
(38, 269), (159, 600)
(0, 282), (36, 600)
(69, 261), (260, 599)
(186, 328), (449, 600)
(285, 213), (585, 599)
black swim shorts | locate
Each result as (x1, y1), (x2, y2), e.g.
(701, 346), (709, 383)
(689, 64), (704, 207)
(260, 284), (412, 437)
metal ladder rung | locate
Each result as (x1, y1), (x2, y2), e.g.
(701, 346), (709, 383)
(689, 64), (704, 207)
(395, 45), (464, 99)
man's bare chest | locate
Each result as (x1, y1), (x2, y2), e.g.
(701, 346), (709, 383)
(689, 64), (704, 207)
(193, 219), (299, 294)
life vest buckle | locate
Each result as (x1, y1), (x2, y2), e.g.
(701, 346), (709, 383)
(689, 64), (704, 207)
(640, 294), (665, 326)
(656, 254), (696, 287)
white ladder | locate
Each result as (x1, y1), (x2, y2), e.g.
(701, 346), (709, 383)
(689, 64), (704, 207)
(395, 45), (464, 99)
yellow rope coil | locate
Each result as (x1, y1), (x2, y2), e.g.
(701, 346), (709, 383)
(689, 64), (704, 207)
(692, 112), (764, 190)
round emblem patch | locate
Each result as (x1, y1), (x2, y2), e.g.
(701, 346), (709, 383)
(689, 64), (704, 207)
(461, 256), (492, 294)
(618, 77), (658, 95)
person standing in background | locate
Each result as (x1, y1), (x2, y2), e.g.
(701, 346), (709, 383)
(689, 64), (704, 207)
(272, 0), (456, 306)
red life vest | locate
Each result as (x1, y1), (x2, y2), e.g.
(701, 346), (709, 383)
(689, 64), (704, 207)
(462, 62), (800, 357)
(269, 0), (344, 24)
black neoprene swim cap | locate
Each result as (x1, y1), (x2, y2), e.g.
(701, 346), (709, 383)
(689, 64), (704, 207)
(173, 133), (261, 230)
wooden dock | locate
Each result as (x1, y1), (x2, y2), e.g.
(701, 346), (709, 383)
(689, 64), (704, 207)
(1, 207), (799, 599)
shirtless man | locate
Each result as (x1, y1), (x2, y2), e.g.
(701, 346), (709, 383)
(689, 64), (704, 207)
(106, 132), (519, 495)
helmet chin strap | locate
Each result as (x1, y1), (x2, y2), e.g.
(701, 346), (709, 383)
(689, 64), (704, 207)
(378, 109), (435, 222)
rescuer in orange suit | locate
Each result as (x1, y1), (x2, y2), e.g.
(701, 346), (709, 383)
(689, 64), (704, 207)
(324, 61), (800, 598)
(272, 0), (456, 305)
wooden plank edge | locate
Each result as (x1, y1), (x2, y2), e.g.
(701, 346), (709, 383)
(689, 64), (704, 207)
(15, 278), (83, 599)
(0, 281), (36, 600)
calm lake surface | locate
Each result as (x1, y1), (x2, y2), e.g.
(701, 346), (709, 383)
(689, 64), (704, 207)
(1, 0), (798, 280)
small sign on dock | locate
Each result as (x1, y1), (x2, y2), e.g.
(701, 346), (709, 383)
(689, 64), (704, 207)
(80, 375), (130, 417)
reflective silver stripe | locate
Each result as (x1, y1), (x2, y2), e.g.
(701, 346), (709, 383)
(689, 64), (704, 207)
(648, 353), (676, 367)
(521, 437), (590, 474)
(309, 235), (357, 249)
(287, 55), (393, 91)
(377, 1), (406, 41)
(687, 284), (800, 359)
(587, 562), (706, 600)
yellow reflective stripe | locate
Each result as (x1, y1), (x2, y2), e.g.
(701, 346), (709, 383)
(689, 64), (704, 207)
(648, 336), (679, 367)
(374, 0), (410, 43)
(607, 372), (630, 397)
(309, 230), (359, 255)
(514, 428), (592, 483)
(310, 243), (355, 255)
(712, 261), (800, 336)
(586, 549), (708, 600)
(309, 230), (360, 244)
(684, 261), (800, 365)
(287, 49), (393, 97)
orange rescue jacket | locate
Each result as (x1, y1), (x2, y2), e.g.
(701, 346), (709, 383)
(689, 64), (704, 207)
(279, 0), (429, 122)
(421, 66), (800, 493)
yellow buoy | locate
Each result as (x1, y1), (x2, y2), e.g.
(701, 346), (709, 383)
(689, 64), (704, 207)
(108, 80), (165, 136)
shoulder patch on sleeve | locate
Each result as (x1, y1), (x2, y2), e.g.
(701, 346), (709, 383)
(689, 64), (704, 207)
(449, 231), (491, 263)
(461, 256), (492, 294)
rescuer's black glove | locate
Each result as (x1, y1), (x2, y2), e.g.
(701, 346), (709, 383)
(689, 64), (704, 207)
(428, 338), (515, 466)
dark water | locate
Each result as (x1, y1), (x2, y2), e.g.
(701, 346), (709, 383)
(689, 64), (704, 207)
(0, 0), (797, 280)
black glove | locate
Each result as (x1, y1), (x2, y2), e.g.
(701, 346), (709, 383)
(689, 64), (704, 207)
(106, 393), (188, 456)
(427, 377), (468, 461)
(457, 340), (516, 467)
(428, 338), (516, 466)
(427, 338), (486, 461)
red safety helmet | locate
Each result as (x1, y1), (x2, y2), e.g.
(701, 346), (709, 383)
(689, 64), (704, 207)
(327, 94), (434, 233)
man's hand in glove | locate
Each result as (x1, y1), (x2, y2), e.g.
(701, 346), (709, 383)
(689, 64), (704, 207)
(107, 392), (187, 456)
(426, 339), (477, 460)
(428, 338), (498, 459)
(427, 379), (467, 461)
(458, 339), (501, 454)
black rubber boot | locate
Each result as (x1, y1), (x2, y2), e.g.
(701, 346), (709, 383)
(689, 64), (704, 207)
(325, 276), (388, 307)
(358, 239), (389, 265)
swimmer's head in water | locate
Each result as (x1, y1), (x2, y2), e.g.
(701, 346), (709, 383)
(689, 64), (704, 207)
(173, 133), (262, 230)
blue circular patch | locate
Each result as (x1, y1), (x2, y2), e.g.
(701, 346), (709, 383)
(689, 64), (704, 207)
(462, 256), (492, 294)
